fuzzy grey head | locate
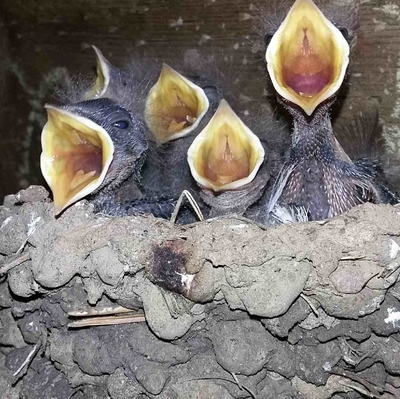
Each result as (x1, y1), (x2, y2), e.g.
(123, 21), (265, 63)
(41, 98), (148, 213)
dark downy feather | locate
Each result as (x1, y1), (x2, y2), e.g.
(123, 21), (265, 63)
(334, 111), (400, 204)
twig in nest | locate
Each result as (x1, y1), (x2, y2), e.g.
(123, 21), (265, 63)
(378, 257), (400, 279)
(68, 305), (134, 317)
(16, 237), (30, 255)
(231, 372), (242, 389)
(12, 340), (41, 384)
(0, 253), (30, 276)
(68, 306), (145, 328)
(170, 190), (204, 224)
(332, 369), (384, 398)
(300, 293), (319, 316)
(339, 380), (381, 398)
(339, 255), (366, 261)
(68, 313), (146, 328)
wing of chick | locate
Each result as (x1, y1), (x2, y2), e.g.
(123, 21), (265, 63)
(334, 111), (400, 204)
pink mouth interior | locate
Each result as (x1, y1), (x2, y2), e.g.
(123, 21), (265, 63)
(65, 144), (103, 178)
(281, 29), (333, 97)
(283, 71), (330, 96)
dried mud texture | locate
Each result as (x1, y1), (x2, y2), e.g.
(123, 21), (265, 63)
(1, 186), (400, 398)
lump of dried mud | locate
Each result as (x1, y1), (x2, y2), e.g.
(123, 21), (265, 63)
(1, 185), (400, 398)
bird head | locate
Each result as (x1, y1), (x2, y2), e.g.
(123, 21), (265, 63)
(145, 64), (210, 144)
(40, 98), (148, 214)
(187, 99), (265, 193)
(265, 0), (354, 116)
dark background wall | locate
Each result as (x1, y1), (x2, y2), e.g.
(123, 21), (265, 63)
(0, 0), (400, 200)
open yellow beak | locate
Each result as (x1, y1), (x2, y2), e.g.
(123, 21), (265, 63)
(85, 46), (111, 99)
(40, 105), (114, 214)
(145, 64), (209, 144)
(187, 99), (265, 192)
(266, 0), (350, 116)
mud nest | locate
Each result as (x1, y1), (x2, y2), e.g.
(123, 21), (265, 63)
(1, 185), (400, 398)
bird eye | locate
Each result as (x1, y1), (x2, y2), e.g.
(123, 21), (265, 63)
(113, 120), (129, 129)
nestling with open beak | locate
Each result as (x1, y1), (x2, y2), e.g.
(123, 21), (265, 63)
(40, 98), (148, 215)
(260, 0), (398, 222)
(40, 46), (158, 214)
(187, 99), (275, 216)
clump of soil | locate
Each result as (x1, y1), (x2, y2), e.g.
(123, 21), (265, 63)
(1, 186), (400, 398)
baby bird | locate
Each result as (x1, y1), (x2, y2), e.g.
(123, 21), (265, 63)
(40, 46), (153, 214)
(187, 99), (285, 217)
(258, 0), (397, 222)
(40, 98), (148, 215)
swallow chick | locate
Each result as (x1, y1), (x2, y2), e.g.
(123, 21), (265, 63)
(40, 98), (148, 215)
(187, 99), (270, 216)
(258, 0), (397, 222)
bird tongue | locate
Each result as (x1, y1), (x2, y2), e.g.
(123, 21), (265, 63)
(283, 29), (332, 97)
(204, 130), (250, 186)
(69, 170), (97, 191)
(167, 103), (198, 134)
(284, 71), (331, 97)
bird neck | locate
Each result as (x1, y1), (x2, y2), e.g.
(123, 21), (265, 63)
(288, 105), (351, 165)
